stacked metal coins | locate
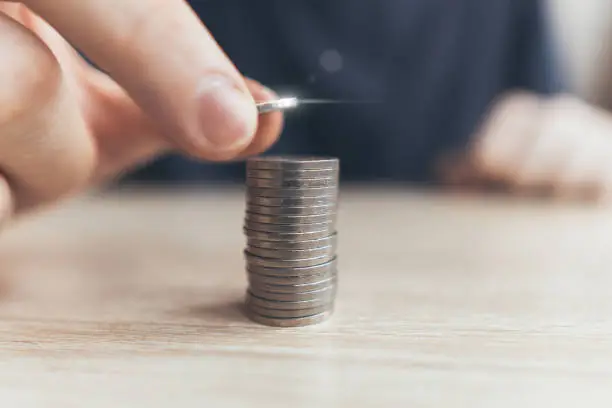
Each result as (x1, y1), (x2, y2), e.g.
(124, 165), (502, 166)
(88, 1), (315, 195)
(243, 156), (339, 327)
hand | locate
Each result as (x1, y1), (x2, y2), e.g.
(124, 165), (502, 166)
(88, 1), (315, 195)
(0, 1), (283, 221)
(437, 92), (612, 202)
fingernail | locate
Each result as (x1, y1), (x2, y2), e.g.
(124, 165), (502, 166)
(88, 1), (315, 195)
(260, 85), (278, 99)
(197, 76), (256, 151)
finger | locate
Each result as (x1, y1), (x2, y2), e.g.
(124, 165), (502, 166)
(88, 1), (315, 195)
(91, 77), (283, 181)
(84, 73), (170, 182)
(556, 141), (609, 201)
(0, 2), (96, 126)
(0, 13), (95, 212)
(471, 92), (542, 181)
(0, 176), (14, 225)
(1, 3), (83, 75)
(0, 4), (155, 183)
(510, 97), (576, 191)
(0, 3), (22, 18)
(237, 80), (284, 159)
(548, 97), (612, 200)
(594, 162), (612, 204)
(25, 0), (259, 161)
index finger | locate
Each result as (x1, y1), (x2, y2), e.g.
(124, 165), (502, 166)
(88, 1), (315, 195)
(25, 0), (260, 161)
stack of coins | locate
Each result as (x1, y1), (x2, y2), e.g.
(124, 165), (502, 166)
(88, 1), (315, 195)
(243, 156), (339, 327)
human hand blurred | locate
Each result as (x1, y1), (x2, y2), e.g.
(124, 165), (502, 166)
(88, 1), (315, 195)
(437, 92), (612, 202)
(0, 1), (283, 220)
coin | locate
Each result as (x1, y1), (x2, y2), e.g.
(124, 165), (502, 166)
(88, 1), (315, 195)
(246, 257), (337, 277)
(245, 212), (336, 225)
(246, 244), (336, 260)
(256, 97), (299, 114)
(247, 156), (339, 171)
(248, 289), (335, 303)
(247, 186), (337, 198)
(247, 168), (338, 180)
(246, 292), (332, 310)
(247, 177), (337, 189)
(245, 308), (333, 327)
(247, 269), (337, 285)
(249, 284), (336, 302)
(244, 251), (334, 268)
(248, 275), (336, 293)
(244, 220), (335, 234)
(247, 233), (337, 250)
(245, 303), (330, 319)
(243, 227), (333, 241)
(246, 203), (336, 216)
(247, 195), (337, 207)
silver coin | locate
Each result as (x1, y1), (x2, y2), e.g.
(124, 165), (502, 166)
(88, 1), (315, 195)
(247, 177), (337, 189)
(247, 195), (337, 207)
(246, 256), (337, 277)
(245, 251), (334, 268)
(243, 227), (333, 241)
(245, 212), (336, 225)
(246, 203), (336, 216)
(249, 283), (336, 302)
(247, 269), (337, 285)
(247, 156), (339, 171)
(256, 97), (299, 114)
(244, 220), (335, 234)
(248, 275), (336, 293)
(247, 168), (338, 180)
(245, 308), (333, 327)
(247, 233), (337, 250)
(246, 244), (336, 260)
(246, 292), (332, 310)
(247, 186), (337, 198)
(245, 303), (330, 319)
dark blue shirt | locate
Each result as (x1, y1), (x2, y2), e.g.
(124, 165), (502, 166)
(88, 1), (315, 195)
(124, 0), (564, 185)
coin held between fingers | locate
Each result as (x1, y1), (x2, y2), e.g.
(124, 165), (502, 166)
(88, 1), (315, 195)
(256, 97), (299, 114)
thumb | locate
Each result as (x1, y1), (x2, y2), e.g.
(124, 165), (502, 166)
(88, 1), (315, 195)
(88, 75), (284, 183)
(25, 0), (258, 161)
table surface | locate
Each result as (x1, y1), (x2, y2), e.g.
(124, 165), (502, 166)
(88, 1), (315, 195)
(1, 187), (612, 407)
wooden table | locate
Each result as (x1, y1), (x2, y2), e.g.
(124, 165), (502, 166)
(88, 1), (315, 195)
(1, 187), (612, 407)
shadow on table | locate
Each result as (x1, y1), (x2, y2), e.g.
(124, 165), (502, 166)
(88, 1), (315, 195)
(179, 300), (251, 325)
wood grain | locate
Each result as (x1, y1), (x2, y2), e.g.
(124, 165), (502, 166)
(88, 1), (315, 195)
(1, 187), (612, 407)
